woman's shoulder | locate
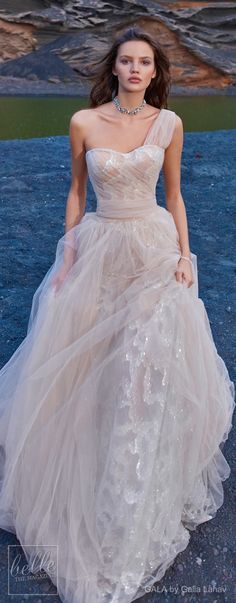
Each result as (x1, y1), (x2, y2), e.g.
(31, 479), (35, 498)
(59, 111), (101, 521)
(156, 109), (183, 149)
(69, 108), (98, 145)
(162, 107), (181, 119)
(70, 102), (112, 122)
(161, 108), (183, 131)
(70, 107), (96, 127)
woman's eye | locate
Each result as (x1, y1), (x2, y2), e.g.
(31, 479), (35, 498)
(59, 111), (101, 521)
(120, 59), (151, 65)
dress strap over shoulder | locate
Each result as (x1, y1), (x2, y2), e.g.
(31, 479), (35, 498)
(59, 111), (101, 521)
(145, 109), (177, 150)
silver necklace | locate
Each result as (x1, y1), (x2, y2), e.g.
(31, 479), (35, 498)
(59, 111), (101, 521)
(112, 95), (146, 115)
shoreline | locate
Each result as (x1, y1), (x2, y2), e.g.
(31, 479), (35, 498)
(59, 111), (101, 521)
(0, 78), (235, 97)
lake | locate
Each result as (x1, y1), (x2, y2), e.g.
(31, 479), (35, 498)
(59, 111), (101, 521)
(0, 95), (235, 140)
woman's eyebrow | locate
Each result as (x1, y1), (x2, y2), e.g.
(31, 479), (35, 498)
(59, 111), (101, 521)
(119, 55), (152, 59)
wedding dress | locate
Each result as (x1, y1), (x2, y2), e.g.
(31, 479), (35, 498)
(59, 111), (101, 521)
(0, 108), (235, 603)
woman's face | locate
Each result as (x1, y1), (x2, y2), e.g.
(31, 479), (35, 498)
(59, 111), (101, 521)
(112, 40), (156, 93)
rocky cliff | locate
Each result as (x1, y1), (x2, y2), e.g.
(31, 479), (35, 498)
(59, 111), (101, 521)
(0, 0), (235, 95)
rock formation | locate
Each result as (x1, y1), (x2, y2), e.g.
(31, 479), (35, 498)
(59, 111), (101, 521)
(0, 0), (235, 95)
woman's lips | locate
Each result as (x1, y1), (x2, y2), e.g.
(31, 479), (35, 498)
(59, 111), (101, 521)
(128, 78), (141, 82)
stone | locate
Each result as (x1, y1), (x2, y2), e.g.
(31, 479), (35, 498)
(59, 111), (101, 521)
(0, 1), (234, 95)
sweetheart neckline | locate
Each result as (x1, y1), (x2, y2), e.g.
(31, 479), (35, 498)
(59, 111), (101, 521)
(85, 108), (165, 156)
(85, 144), (164, 157)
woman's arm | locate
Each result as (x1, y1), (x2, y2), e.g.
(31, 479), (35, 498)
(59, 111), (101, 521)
(163, 115), (194, 287)
(63, 111), (88, 266)
(163, 115), (191, 258)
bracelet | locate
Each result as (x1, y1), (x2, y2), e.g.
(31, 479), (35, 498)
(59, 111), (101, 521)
(179, 255), (193, 265)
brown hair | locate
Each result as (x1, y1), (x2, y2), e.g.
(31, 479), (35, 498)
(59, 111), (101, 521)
(86, 26), (171, 109)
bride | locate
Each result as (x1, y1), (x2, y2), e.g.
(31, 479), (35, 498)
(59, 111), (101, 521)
(0, 25), (235, 603)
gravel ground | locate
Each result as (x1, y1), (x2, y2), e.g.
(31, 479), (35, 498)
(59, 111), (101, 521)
(0, 129), (235, 602)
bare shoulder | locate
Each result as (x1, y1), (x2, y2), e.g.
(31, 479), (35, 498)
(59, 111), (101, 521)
(69, 108), (99, 152)
(69, 108), (97, 131)
(70, 103), (112, 126)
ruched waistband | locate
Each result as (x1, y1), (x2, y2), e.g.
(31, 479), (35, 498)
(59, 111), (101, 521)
(95, 204), (158, 221)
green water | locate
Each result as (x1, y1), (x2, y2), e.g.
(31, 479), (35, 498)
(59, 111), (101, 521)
(0, 96), (235, 140)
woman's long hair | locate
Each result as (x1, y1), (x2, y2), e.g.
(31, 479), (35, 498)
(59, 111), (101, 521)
(86, 26), (171, 109)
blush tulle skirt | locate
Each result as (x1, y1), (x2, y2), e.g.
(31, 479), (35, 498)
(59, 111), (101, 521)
(0, 206), (234, 603)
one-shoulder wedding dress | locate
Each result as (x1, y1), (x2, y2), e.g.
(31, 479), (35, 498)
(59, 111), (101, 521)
(0, 109), (234, 603)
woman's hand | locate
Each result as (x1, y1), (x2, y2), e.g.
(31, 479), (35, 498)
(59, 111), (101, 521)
(175, 257), (194, 288)
(51, 262), (71, 294)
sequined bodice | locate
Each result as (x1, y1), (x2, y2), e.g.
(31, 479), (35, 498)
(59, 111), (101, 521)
(85, 109), (176, 219)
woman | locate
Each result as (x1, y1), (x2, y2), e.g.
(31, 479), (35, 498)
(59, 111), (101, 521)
(0, 26), (234, 603)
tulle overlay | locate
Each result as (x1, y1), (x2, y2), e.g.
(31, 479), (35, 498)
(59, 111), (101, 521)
(0, 109), (234, 603)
